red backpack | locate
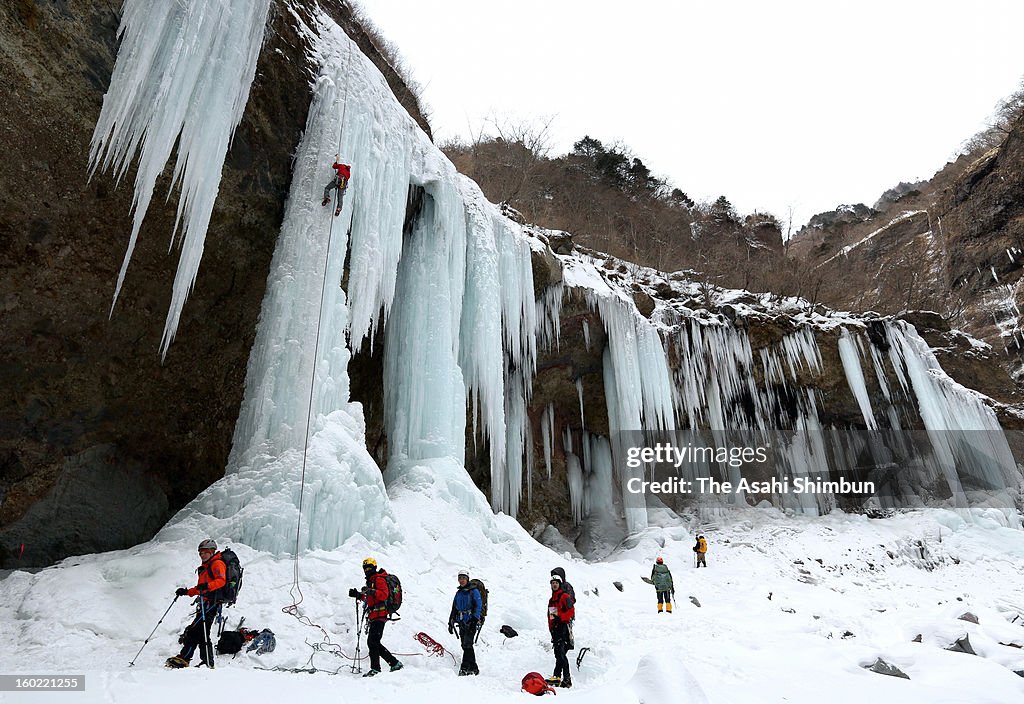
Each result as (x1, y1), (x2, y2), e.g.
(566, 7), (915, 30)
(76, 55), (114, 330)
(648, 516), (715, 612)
(522, 672), (556, 696)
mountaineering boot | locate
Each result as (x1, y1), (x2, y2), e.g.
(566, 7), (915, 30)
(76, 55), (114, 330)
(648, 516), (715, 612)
(322, 196), (330, 206)
(390, 660), (404, 672)
(560, 678), (573, 689)
(458, 668), (469, 676)
(165, 656), (189, 668)
(362, 668), (380, 677)
(667, 602), (673, 613)
(335, 206), (342, 217)
(471, 667), (480, 675)
(658, 603), (664, 613)
(545, 675), (561, 685)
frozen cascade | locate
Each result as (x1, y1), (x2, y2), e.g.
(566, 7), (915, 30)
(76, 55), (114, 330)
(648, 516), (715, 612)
(89, 0), (271, 356)
(96, 0), (1024, 554)
(196, 19), (403, 552)
(541, 404), (554, 480)
(384, 184), (468, 465)
(576, 378), (586, 432)
(566, 452), (585, 525)
(838, 328), (878, 430)
(885, 322), (1019, 505)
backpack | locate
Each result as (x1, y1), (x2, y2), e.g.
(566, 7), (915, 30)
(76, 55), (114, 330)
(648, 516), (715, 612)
(218, 548), (244, 605)
(522, 671), (557, 696)
(216, 630), (246, 655)
(563, 581), (576, 605)
(468, 578), (489, 625)
(383, 572), (402, 616)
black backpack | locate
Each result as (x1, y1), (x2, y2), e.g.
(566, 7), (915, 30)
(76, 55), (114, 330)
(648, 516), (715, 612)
(383, 572), (402, 616)
(218, 548), (243, 605)
(216, 630), (246, 655)
(468, 578), (489, 625)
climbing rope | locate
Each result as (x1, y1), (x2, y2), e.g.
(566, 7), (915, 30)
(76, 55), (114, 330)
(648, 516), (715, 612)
(279, 38), (356, 670)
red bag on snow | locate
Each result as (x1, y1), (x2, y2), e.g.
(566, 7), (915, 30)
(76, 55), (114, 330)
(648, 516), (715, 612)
(522, 671), (557, 696)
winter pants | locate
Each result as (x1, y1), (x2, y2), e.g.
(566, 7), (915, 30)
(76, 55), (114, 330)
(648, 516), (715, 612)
(179, 602), (219, 666)
(323, 175), (347, 204)
(657, 590), (672, 605)
(367, 619), (397, 671)
(696, 552), (707, 567)
(551, 623), (572, 682)
(457, 621), (478, 673)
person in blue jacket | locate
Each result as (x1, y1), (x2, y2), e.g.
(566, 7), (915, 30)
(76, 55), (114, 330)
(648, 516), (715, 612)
(448, 569), (482, 676)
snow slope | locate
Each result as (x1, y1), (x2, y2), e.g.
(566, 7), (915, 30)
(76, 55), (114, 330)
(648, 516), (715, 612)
(2, 489), (1024, 703)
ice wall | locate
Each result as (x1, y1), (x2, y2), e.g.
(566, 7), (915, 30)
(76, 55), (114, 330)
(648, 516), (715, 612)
(89, 0), (271, 356)
(222, 8), (542, 546)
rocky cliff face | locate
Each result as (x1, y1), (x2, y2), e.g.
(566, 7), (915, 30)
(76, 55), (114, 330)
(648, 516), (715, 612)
(789, 114), (1024, 381)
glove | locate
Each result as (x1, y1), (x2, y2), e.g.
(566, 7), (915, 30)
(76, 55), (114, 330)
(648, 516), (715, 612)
(175, 588), (188, 597)
(348, 588), (360, 599)
(448, 621), (455, 635)
(361, 586), (370, 595)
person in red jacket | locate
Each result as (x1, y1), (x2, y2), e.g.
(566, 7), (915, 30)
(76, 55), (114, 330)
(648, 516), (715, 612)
(166, 539), (226, 668)
(348, 557), (403, 677)
(322, 155), (351, 208)
(546, 574), (575, 688)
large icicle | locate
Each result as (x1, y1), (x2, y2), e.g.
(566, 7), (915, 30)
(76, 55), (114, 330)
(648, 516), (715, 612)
(90, 0), (271, 355)
(838, 327), (878, 430)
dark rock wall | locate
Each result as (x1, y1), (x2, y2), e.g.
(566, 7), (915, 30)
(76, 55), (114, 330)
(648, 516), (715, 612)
(0, 0), (314, 567)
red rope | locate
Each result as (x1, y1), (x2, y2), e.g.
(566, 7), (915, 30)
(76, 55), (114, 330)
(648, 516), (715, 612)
(414, 632), (457, 664)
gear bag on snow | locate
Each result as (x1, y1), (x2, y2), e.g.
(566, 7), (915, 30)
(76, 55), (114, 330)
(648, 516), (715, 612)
(383, 573), (402, 616)
(246, 628), (276, 655)
(468, 578), (489, 625)
(216, 630), (246, 655)
(217, 548), (243, 605)
(522, 671), (557, 696)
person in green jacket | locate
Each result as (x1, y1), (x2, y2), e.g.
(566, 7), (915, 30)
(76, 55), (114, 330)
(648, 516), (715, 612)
(651, 557), (674, 613)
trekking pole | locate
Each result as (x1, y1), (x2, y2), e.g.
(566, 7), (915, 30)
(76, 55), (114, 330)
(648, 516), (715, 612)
(350, 599), (363, 673)
(200, 599), (216, 669)
(128, 595), (180, 666)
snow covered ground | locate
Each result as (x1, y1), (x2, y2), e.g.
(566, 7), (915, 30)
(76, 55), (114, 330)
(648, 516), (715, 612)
(3, 464), (1024, 703)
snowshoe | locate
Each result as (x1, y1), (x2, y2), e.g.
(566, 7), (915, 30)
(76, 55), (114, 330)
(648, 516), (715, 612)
(362, 668), (380, 677)
(390, 660), (404, 672)
(165, 656), (189, 668)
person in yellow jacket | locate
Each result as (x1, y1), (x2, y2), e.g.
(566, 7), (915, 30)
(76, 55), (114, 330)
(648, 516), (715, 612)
(693, 534), (708, 567)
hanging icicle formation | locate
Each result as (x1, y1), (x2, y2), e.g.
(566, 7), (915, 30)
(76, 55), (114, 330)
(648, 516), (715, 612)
(90, 0), (272, 356)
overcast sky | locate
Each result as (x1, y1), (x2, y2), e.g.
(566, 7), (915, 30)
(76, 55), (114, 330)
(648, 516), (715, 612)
(359, 1), (1024, 227)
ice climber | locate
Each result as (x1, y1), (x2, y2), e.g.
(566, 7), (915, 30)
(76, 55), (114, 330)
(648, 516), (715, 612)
(693, 534), (708, 567)
(448, 569), (482, 676)
(321, 155), (351, 213)
(546, 574), (575, 688)
(349, 557), (403, 677)
(166, 539), (226, 668)
(650, 556), (675, 613)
